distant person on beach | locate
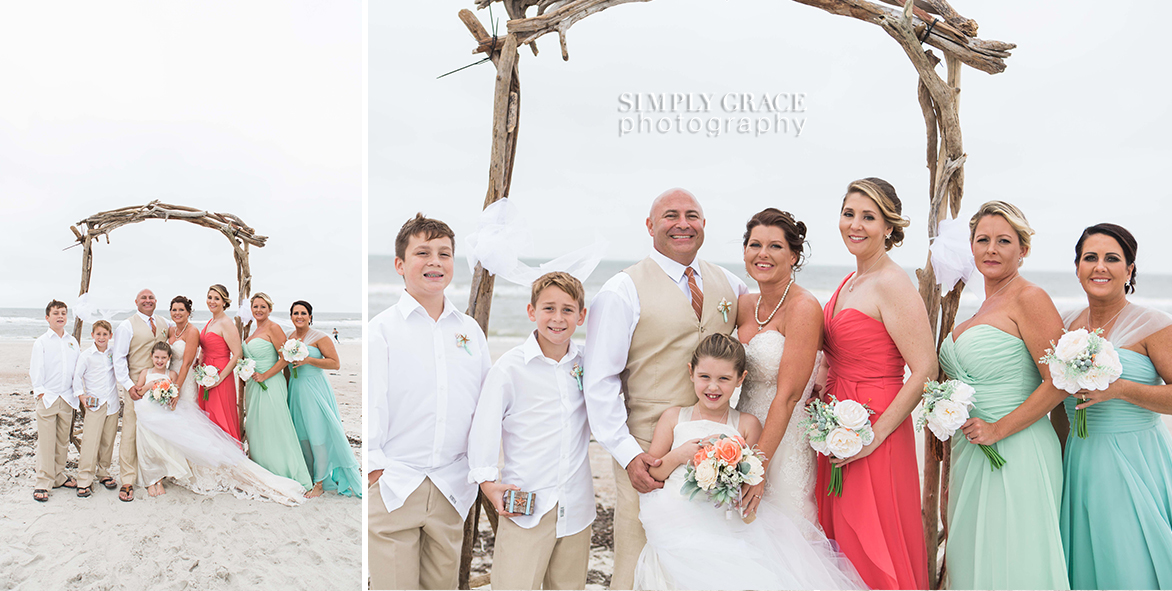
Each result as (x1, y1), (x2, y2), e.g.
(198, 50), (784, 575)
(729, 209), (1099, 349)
(332, 328), (339, 342)
(367, 214), (491, 589)
(581, 188), (748, 589)
(72, 319), (121, 498)
(111, 288), (170, 502)
(29, 299), (81, 502)
(468, 272), (593, 590)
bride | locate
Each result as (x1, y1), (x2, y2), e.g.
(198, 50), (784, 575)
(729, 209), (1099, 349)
(734, 209), (830, 536)
(131, 295), (306, 506)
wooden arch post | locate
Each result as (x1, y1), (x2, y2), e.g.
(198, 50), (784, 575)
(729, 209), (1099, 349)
(69, 201), (267, 437)
(453, 2), (1014, 587)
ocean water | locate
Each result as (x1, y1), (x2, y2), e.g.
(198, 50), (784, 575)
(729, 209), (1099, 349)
(370, 255), (1172, 342)
(0, 309), (362, 342)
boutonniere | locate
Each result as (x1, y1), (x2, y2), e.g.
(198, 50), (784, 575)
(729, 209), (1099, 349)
(68, 342), (76, 350)
(718, 298), (732, 323)
(570, 363), (584, 391)
(455, 333), (472, 355)
(106, 351), (113, 363)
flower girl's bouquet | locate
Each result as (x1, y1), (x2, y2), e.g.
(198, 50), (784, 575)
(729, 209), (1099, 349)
(193, 364), (220, 400)
(680, 434), (766, 517)
(1039, 328), (1123, 438)
(800, 397), (874, 496)
(919, 380), (1005, 469)
(145, 379), (178, 408)
(234, 357), (267, 390)
(280, 338), (309, 378)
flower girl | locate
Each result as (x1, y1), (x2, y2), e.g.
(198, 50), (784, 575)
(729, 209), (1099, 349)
(634, 334), (866, 590)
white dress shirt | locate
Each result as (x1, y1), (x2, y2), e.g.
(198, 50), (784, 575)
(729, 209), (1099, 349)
(72, 345), (120, 415)
(30, 329), (81, 410)
(112, 312), (171, 390)
(368, 291), (492, 517)
(467, 332), (594, 536)
(582, 249), (749, 468)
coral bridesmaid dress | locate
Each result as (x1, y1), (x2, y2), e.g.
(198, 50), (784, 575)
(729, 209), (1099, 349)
(199, 322), (242, 442)
(817, 274), (928, 590)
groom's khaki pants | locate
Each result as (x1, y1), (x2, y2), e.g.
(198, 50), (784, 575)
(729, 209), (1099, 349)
(368, 477), (462, 590)
(77, 403), (119, 488)
(491, 503), (591, 590)
(35, 396), (74, 490)
(118, 385), (138, 486)
(612, 456), (648, 591)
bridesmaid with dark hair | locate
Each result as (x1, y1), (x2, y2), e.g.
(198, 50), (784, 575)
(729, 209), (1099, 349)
(815, 177), (937, 590)
(199, 284), (242, 441)
(286, 300), (361, 498)
(1056, 223), (1172, 589)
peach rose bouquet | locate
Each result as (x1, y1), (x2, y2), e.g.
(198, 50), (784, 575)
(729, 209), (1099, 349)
(680, 433), (766, 514)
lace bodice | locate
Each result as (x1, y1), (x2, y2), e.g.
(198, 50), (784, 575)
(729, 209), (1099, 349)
(735, 330), (821, 533)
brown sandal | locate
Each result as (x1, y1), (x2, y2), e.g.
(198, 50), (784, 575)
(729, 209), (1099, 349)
(77, 486), (93, 498)
(99, 477), (118, 490)
(33, 489), (48, 502)
(119, 484), (134, 502)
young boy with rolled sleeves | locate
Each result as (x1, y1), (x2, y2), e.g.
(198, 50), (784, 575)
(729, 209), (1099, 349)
(72, 320), (121, 497)
(468, 272), (594, 590)
(29, 300), (81, 502)
(367, 214), (492, 590)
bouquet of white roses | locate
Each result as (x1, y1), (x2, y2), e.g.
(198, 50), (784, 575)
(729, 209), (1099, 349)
(800, 396), (874, 496)
(680, 433), (766, 516)
(919, 379), (1005, 469)
(145, 378), (179, 408)
(234, 357), (267, 391)
(193, 364), (220, 400)
(1038, 328), (1123, 438)
(280, 338), (309, 378)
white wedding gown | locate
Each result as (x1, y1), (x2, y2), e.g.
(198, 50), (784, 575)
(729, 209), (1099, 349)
(736, 330), (822, 539)
(633, 405), (865, 590)
(132, 340), (305, 505)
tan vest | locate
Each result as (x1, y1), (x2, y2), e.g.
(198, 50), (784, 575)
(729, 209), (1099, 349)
(622, 257), (737, 446)
(127, 314), (168, 377)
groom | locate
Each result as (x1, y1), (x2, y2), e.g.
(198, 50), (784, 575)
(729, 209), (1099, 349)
(111, 288), (169, 501)
(583, 188), (747, 588)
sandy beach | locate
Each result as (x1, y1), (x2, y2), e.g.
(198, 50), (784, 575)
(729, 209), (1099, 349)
(0, 340), (362, 590)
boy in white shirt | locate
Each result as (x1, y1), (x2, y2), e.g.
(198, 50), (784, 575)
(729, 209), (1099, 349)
(73, 320), (121, 497)
(367, 214), (492, 590)
(29, 299), (81, 502)
(468, 271), (594, 590)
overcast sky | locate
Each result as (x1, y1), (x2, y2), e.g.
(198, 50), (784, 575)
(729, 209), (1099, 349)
(371, 1), (1170, 279)
(0, 1), (361, 313)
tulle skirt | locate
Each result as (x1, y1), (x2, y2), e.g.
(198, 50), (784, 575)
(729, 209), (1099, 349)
(634, 478), (867, 590)
(134, 396), (306, 506)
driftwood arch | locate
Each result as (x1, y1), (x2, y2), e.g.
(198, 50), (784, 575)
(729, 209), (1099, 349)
(455, 1), (1015, 588)
(68, 201), (267, 437)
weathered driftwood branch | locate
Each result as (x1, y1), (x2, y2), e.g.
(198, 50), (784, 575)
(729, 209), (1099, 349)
(456, 16), (525, 588)
(790, 0), (1012, 73)
(472, 0), (651, 60)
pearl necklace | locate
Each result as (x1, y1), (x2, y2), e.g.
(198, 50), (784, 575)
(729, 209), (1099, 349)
(755, 276), (795, 330)
(172, 320), (190, 339)
(848, 255), (886, 292)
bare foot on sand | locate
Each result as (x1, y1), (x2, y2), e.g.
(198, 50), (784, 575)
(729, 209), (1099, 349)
(306, 482), (324, 498)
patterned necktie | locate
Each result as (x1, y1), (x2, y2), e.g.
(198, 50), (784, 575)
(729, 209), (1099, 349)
(148, 317), (156, 335)
(684, 267), (703, 321)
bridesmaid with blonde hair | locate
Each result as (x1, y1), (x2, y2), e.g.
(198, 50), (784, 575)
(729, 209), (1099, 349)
(242, 292), (312, 491)
(937, 201), (1068, 589)
(200, 284), (242, 441)
(816, 177), (937, 590)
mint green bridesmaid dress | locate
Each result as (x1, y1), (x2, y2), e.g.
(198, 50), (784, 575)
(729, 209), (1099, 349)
(1060, 348), (1172, 589)
(288, 342), (361, 497)
(939, 325), (1069, 590)
(243, 338), (312, 490)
